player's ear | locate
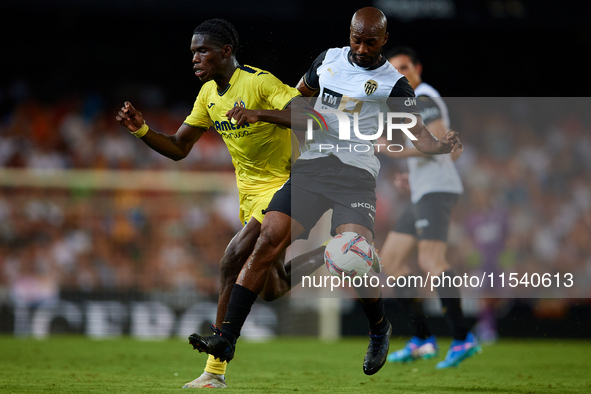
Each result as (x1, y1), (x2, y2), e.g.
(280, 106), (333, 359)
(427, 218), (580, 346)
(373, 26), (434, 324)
(221, 44), (233, 59)
(416, 63), (423, 76)
(382, 31), (389, 47)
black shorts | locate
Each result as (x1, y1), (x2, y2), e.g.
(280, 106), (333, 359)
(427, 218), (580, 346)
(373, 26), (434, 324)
(393, 192), (459, 241)
(265, 155), (377, 239)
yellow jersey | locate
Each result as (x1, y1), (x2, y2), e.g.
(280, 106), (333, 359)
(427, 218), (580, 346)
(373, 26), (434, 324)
(184, 65), (300, 193)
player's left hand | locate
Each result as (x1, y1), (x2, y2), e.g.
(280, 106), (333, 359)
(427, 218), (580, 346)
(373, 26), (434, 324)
(226, 107), (259, 126)
(437, 130), (463, 154)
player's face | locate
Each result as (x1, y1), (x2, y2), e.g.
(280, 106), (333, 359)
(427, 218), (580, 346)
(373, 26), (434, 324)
(388, 54), (421, 88)
(190, 34), (225, 83)
(349, 28), (387, 68)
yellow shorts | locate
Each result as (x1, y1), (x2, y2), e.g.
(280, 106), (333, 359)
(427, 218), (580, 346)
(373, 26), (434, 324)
(238, 186), (280, 226)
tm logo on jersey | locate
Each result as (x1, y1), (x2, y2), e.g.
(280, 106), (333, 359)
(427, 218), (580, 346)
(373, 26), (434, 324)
(321, 88), (343, 109)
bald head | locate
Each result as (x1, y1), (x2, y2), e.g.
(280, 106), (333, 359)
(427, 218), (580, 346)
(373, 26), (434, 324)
(351, 7), (387, 37)
(349, 7), (388, 68)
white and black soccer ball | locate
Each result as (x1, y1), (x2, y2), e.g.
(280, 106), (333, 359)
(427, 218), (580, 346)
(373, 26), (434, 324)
(324, 232), (374, 277)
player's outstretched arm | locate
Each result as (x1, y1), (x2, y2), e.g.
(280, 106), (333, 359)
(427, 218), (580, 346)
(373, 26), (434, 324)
(409, 116), (463, 155)
(378, 118), (461, 159)
(225, 106), (292, 128)
(116, 101), (206, 161)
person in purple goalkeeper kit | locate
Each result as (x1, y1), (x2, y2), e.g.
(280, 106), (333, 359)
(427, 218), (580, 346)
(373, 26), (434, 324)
(464, 186), (510, 343)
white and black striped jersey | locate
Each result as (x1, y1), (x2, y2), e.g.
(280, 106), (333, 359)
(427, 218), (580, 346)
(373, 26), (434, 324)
(405, 82), (463, 202)
(300, 47), (418, 178)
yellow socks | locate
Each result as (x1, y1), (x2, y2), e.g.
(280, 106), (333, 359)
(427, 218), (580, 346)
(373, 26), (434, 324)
(204, 354), (227, 375)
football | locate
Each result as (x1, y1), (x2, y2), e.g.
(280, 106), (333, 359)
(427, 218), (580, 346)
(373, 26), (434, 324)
(324, 232), (374, 277)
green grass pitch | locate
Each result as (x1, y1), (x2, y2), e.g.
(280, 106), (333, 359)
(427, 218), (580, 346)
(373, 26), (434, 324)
(1, 336), (589, 393)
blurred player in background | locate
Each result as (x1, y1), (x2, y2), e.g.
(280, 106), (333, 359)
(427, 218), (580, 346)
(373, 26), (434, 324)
(379, 46), (480, 369)
(464, 185), (510, 343)
(116, 19), (324, 388)
(188, 7), (462, 378)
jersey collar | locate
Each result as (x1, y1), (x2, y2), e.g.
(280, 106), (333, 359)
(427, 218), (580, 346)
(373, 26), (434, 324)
(217, 66), (241, 97)
(346, 49), (387, 71)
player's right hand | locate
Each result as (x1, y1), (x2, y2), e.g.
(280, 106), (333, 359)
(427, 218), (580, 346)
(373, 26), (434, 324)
(225, 107), (260, 126)
(116, 101), (144, 132)
(439, 130), (463, 154)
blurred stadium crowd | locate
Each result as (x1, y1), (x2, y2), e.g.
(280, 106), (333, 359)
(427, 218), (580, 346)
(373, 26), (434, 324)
(378, 98), (591, 299)
(1, 89), (591, 312)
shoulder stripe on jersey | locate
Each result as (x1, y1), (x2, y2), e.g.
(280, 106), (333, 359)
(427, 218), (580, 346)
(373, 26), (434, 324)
(257, 71), (268, 76)
(282, 94), (302, 110)
(239, 65), (256, 73)
(302, 74), (320, 91)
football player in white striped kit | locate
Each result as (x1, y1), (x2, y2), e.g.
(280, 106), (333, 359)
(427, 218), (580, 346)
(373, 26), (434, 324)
(189, 8), (463, 378)
(382, 46), (481, 369)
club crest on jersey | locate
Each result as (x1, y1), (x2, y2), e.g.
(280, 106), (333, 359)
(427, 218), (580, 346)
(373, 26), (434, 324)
(234, 98), (246, 108)
(364, 80), (378, 95)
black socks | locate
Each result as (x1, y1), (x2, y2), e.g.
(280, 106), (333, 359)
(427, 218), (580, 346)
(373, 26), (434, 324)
(360, 297), (389, 335)
(437, 271), (468, 341)
(395, 272), (468, 341)
(396, 279), (431, 340)
(220, 284), (258, 345)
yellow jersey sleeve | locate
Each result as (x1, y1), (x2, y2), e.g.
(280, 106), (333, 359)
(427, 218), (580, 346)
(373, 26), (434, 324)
(254, 72), (301, 111)
(184, 85), (213, 129)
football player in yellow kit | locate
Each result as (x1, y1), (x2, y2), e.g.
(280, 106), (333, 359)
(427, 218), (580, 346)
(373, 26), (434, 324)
(116, 19), (322, 389)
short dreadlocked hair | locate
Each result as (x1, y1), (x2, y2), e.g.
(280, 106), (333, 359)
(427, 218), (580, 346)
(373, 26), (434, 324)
(193, 19), (239, 55)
